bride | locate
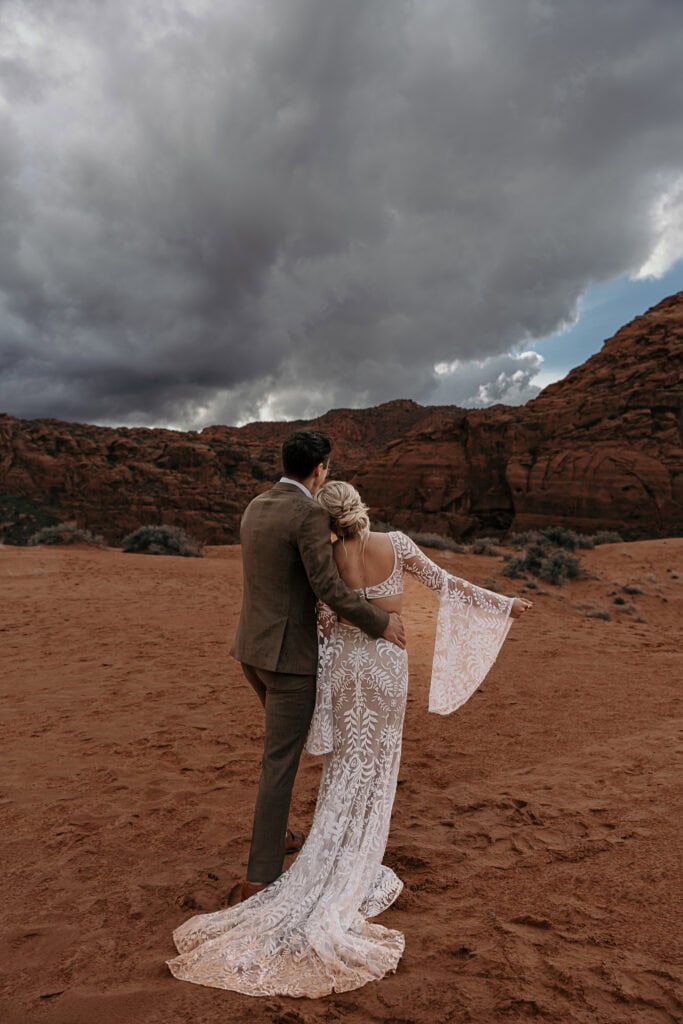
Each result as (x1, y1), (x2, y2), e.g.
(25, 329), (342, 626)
(167, 481), (532, 997)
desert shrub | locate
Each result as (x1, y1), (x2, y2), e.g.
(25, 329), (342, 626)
(481, 577), (502, 592)
(501, 557), (525, 579)
(508, 530), (543, 549)
(471, 537), (502, 556)
(591, 530), (623, 545)
(613, 595), (626, 605)
(538, 550), (581, 585)
(509, 526), (622, 548)
(28, 521), (105, 546)
(407, 531), (468, 553)
(501, 542), (549, 578)
(502, 542), (581, 586)
(622, 584), (642, 595)
(523, 579), (539, 590)
(121, 524), (203, 557)
(585, 609), (611, 621)
(537, 526), (580, 550)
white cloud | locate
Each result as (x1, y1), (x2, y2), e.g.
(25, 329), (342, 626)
(431, 351), (544, 408)
(636, 176), (683, 279)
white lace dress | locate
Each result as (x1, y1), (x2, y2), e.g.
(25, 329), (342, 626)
(167, 532), (513, 998)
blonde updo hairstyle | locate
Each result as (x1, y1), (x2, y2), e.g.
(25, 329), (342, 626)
(316, 481), (371, 548)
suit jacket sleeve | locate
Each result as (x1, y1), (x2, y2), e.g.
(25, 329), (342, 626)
(297, 505), (390, 638)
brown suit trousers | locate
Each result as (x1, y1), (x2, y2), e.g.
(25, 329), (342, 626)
(231, 482), (389, 882)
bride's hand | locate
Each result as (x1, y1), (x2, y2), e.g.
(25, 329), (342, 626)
(510, 597), (533, 619)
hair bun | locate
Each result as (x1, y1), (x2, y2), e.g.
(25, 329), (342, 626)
(316, 481), (370, 541)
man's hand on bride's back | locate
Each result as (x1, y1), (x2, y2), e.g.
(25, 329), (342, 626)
(382, 612), (406, 648)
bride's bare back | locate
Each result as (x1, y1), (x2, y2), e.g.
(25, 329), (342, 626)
(334, 532), (403, 620)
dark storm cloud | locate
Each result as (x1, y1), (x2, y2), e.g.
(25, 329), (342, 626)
(1, 0), (682, 426)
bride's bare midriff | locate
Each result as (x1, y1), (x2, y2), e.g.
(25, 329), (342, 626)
(334, 532), (403, 624)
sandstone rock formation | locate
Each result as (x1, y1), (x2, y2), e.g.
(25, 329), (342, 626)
(1, 294), (681, 544)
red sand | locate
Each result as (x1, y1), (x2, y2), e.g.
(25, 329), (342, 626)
(1, 539), (681, 1024)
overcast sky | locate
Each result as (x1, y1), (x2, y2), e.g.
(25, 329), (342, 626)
(1, 0), (682, 429)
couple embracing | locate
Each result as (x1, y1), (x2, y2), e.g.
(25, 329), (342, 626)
(167, 430), (531, 997)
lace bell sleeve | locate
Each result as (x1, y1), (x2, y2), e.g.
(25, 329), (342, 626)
(305, 601), (339, 755)
(394, 532), (514, 715)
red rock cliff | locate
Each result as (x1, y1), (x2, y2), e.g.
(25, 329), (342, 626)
(1, 294), (681, 543)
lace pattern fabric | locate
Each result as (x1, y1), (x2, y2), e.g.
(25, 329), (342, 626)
(354, 536), (403, 599)
(307, 532), (513, 752)
(167, 531), (513, 997)
(168, 623), (408, 997)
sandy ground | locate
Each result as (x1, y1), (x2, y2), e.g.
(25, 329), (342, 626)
(1, 538), (681, 1024)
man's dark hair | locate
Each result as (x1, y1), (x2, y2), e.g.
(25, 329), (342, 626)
(282, 430), (332, 479)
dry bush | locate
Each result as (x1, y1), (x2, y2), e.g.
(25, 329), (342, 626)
(121, 524), (203, 557)
(28, 521), (105, 547)
(502, 541), (581, 586)
(591, 530), (624, 545)
(471, 537), (502, 556)
(407, 531), (468, 553)
(509, 526), (623, 549)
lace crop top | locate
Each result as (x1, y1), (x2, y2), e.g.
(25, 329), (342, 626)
(352, 531), (404, 599)
(307, 530), (515, 754)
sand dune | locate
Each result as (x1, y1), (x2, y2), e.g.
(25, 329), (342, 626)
(1, 539), (681, 1024)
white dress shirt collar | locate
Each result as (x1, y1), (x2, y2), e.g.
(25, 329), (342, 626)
(279, 476), (313, 499)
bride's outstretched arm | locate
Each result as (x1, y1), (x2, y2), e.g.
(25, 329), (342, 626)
(393, 531), (525, 714)
(393, 531), (533, 617)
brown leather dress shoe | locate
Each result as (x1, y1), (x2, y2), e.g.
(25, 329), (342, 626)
(227, 879), (270, 906)
(284, 828), (305, 855)
(240, 880), (269, 901)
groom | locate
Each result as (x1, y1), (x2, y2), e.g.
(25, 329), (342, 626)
(231, 430), (405, 899)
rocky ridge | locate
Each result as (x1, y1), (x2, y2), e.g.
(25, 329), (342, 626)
(1, 294), (681, 544)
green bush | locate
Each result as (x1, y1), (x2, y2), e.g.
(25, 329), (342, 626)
(121, 524), (203, 557)
(28, 521), (105, 546)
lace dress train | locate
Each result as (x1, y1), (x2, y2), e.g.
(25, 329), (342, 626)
(167, 532), (513, 997)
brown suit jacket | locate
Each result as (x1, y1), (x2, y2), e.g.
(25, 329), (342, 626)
(230, 482), (390, 674)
